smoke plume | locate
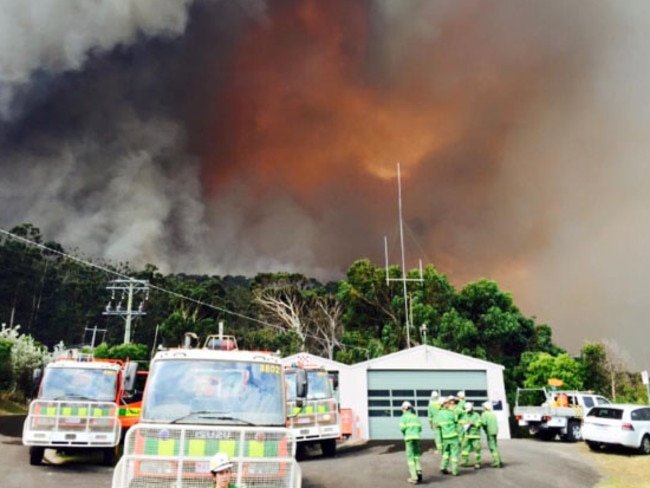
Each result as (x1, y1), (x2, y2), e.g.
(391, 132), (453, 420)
(1, 0), (650, 369)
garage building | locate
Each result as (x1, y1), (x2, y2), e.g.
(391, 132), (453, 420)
(284, 345), (511, 441)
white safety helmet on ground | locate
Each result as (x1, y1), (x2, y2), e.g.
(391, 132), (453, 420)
(482, 401), (492, 411)
(209, 452), (233, 473)
(464, 402), (473, 411)
(401, 401), (413, 410)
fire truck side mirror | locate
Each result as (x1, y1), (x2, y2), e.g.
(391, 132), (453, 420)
(122, 362), (138, 392)
(296, 369), (308, 399)
(30, 368), (42, 399)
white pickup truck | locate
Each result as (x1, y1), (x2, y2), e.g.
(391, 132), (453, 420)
(513, 388), (611, 441)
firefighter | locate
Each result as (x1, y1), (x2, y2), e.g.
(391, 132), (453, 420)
(209, 452), (238, 488)
(481, 401), (503, 468)
(399, 401), (423, 484)
(460, 402), (482, 469)
(427, 390), (442, 451)
(438, 395), (460, 476)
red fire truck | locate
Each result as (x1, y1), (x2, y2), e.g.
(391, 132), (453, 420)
(284, 363), (341, 457)
(112, 334), (306, 488)
(22, 351), (145, 466)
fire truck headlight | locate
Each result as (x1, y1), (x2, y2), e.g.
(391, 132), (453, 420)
(248, 462), (281, 475)
(139, 460), (176, 475)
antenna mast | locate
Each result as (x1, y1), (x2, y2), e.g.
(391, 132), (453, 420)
(385, 162), (423, 348)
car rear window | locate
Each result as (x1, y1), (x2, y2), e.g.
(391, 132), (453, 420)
(631, 408), (650, 421)
(587, 407), (623, 419)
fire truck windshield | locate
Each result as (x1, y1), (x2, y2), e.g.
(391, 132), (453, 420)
(286, 370), (332, 400)
(142, 359), (285, 425)
(39, 367), (119, 401)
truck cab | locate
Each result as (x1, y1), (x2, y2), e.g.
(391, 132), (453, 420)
(22, 351), (127, 466)
(285, 364), (340, 458)
(112, 335), (305, 488)
(514, 387), (611, 441)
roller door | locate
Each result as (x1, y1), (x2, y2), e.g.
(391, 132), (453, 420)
(367, 370), (488, 440)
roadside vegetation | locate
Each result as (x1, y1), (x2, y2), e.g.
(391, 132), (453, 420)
(0, 223), (647, 407)
(582, 443), (650, 488)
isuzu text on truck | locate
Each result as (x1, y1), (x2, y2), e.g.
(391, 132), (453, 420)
(23, 351), (143, 466)
(112, 334), (306, 488)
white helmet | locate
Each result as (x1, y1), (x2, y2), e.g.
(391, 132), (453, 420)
(430, 390), (439, 399)
(457, 391), (465, 398)
(401, 401), (413, 410)
(209, 452), (233, 473)
(464, 402), (473, 411)
(444, 395), (457, 405)
(482, 401), (492, 411)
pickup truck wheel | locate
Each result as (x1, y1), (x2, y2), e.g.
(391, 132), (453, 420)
(565, 420), (581, 442)
(29, 446), (45, 466)
(638, 435), (650, 455)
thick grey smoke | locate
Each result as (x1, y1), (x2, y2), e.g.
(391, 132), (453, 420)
(1, 0), (650, 371)
(0, 0), (194, 119)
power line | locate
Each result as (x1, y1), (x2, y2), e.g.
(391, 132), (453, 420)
(0, 226), (370, 355)
(0, 226), (275, 329)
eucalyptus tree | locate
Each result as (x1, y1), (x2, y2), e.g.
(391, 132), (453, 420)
(337, 259), (404, 357)
(251, 272), (343, 357)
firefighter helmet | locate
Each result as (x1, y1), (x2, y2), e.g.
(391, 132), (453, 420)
(401, 401), (413, 410)
(209, 452), (233, 473)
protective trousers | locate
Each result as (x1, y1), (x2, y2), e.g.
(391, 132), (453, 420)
(486, 434), (502, 467)
(440, 437), (460, 475)
(404, 439), (422, 480)
(461, 436), (481, 467)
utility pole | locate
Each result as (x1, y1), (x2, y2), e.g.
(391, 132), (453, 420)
(103, 279), (149, 344)
(84, 325), (107, 348)
(385, 163), (423, 348)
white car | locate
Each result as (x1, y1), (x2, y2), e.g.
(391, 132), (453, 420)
(582, 404), (650, 454)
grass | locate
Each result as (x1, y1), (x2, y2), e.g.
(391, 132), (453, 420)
(0, 397), (28, 415)
(581, 443), (650, 488)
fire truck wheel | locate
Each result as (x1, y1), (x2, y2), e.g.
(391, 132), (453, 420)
(321, 438), (337, 458)
(29, 447), (45, 466)
(102, 447), (118, 466)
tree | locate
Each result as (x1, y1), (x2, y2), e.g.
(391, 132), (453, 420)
(309, 294), (345, 360)
(0, 324), (50, 398)
(523, 352), (584, 390)
(579, 341), (610, 397)
(252, 273), (316, 350)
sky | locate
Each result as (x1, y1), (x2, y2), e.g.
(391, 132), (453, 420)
(1, 0), (650, 370)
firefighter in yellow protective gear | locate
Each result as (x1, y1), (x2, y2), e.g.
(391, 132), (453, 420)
(209, 452), (240, 488)
(427, 390), (442, 451)
(399, 401), (423, 484)
(460, 402), (482, 469)
(438, 396), (460, 476)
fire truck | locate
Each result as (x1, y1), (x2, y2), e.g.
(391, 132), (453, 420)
(22, 350), (143, 466)
(112, 333), (306, 488)
(284, 363), (340, 457)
